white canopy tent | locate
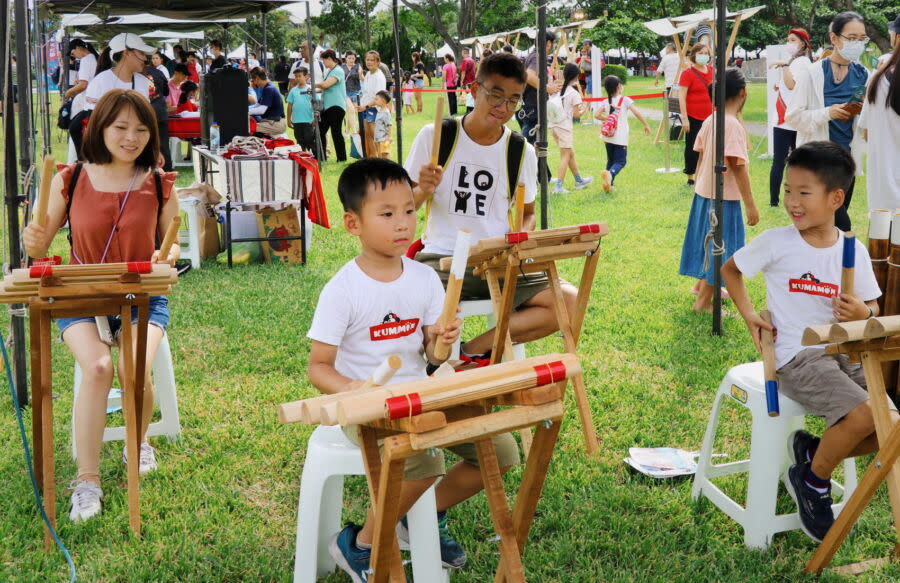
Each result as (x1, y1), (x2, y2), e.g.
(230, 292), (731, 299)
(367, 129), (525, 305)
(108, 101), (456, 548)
(59, 13), (246, 30)
(226, 43), (274, 60)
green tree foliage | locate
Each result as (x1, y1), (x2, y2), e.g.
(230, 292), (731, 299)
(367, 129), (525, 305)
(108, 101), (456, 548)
(313, 0), (373, 51)
(204, 12), (301, 65)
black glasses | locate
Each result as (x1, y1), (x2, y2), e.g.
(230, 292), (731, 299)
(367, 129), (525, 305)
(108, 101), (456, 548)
(478, 83), (523, 112)
(839, 34), (870, 43)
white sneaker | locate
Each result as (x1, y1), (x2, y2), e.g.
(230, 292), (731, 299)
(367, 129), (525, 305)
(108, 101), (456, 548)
(122, 442), (158, 475)
(573, 176), (594, 190)
(69, 480), (103, 522)
(552, 181), (570, 194)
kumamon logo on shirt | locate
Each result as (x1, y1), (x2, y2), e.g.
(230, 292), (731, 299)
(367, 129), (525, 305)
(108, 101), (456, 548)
(369, 312), (420, 341)
(788, 272), (838, 298)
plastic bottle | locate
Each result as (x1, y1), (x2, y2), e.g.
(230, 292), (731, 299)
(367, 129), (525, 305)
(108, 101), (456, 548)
(210, 123), (220, 152)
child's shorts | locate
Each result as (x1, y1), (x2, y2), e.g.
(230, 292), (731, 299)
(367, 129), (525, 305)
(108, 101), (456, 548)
(363, 107), (378, 123)
(377, 140), (392, 157)
(777, 347), (897, 427)
(342, 425), (520, 481)
(57, 296), (170, 341)
(551, 126), (573, 149)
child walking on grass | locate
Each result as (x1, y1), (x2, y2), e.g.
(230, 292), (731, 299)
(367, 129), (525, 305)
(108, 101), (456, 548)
(594, 74), (651, 192)
(679, 68), (758, 312)
(550, 63), (592, 193)
(402, 72), (414, 115)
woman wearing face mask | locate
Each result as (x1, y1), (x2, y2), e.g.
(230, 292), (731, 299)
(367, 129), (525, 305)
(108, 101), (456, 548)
(767, 28), (814, 207)
(678, 43), (715, 186)
(786, 11), (869, 231)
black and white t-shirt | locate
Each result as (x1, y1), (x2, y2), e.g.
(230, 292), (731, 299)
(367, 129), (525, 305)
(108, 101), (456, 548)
(307, 257), (445, 383)
(405, 122), (538, 255)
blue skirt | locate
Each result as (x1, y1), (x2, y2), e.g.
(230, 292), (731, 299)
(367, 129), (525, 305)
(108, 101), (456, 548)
(679, 194), (745, 285)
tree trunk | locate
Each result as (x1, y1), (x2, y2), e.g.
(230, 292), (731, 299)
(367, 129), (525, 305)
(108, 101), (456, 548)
(400, 0), (463, 56)
(364, 0), (371, 47)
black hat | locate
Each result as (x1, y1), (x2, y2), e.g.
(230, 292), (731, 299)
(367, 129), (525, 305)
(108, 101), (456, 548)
(889, 15), (900, 34)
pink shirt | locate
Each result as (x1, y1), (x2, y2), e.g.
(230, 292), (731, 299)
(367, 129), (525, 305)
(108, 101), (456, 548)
(693, 114), (749, 201)
(443, 62), (457, 88)
(167, 79), (182, 108)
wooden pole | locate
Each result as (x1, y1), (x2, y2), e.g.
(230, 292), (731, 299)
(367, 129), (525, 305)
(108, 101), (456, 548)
(724, 14), (743, 63)
(35, 155), (55, 227)
(884, 213), (900, 317)
(157, 216), (182, 264)
(841, 232), (855, 297)
(433, 229), (471, 361)
(513, 183), (525, 232)
(477, 439), (526, 582)
(760, 310), (779, 416)
(869, 210), (891, 315)
(430, 97), (445, 166)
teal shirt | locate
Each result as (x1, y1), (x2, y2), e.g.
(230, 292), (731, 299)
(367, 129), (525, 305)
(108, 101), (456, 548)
(322, 65), (347, 111)
(286, 86), (313, 124)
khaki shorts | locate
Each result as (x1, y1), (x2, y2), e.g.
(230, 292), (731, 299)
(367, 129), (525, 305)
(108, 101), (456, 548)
(777, 348), (897, 427)
(551, 126), (573, 149)
(415, 253), (549, 309)
(255, 117), (287, 137)
(342, 425), (520, 481)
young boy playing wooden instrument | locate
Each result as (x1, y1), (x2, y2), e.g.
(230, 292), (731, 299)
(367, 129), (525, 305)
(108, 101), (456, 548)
(306, 158), (520, 581)
(722, 141), (898, 542)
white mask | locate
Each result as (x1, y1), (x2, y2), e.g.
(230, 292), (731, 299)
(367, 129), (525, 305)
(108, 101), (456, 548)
(837, 40), (865, 62)
(695, 54), (711, 65)
(786, 41), (801, 56)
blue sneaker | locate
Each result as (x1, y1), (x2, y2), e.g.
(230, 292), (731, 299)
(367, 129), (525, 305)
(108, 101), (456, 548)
(397, 511), (467, 569)
(329, 522), (372, 583)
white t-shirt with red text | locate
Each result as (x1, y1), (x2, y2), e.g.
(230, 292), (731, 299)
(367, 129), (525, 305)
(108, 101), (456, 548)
(307, 257), (445, 384)
(733, 225), (880, 368)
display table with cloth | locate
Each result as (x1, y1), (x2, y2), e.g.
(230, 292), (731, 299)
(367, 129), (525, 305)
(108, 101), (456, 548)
(191, 146), (327, 267)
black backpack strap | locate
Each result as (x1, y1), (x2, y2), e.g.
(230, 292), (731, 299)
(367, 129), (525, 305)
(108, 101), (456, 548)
(436, 117), (460, 169)
(153, 169), (164, 247)
(65, 163), (84, 248)
(505, 131), (527, 202)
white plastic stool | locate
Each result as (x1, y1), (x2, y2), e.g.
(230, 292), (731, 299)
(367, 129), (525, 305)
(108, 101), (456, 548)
(170, 138), (192, 167)
(454, 300), (526, 361)
(692, 361), (858, 548)
(293, 425), (450, 583)
(71, 334), (181, 459)
(178, 197), (203, 269)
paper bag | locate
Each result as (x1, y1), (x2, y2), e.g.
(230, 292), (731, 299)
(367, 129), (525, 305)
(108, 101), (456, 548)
(255, 207), (303, 264)
(198, 216), (222, 260)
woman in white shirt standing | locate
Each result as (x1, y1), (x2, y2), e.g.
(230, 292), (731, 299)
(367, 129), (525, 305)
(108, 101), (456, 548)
(859, 50), (900, 211)
(151, 51), (170, 80)
(65, 39), (98, 163)
(357, 50), (386, 158)
(767, 28), (813, 207)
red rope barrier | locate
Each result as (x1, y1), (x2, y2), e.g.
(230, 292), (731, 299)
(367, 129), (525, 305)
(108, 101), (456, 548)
(583, 92), (665, 102)
(400, 87), (469, 93)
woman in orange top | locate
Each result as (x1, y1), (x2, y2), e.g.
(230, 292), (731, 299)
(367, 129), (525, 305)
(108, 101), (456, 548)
(23, 89), (180, 523)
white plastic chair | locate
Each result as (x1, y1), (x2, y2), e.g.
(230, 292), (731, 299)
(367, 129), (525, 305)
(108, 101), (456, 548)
(454, 300), (526, 361)
(71, 334), (181, 459)
(170, 138), (192, 167)
(692, 361), (858, 548)
(178, 197), (203, 269)
(293, 425), (450, 582)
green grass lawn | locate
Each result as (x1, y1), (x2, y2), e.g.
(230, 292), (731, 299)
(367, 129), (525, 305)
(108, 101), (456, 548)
(0, 91), (895, 582)
(621, 76), (769, 124)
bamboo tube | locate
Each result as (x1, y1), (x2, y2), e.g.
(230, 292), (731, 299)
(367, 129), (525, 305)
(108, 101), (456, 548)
(869, 210), (891, 314)
(884, 213), (900, 317)
(7, 272), (177, 288)
(841, 232), (856, 297)
(338, 353), (581, 426)
(35, 156), (55, 227)
(433, 230), (471, 362)
(467, 223), (609, 259)
(430, 97), (445, 166)
(12, 262), (174, 280)
(157, 216), (182, 264)
(279, 355), (402, 424)
(513, 183), (525, 232)
(801, 324), (833, 346)
(865, 315), (900, 339)
(760, 311), (779, 416)
(829, 320), (869, 344)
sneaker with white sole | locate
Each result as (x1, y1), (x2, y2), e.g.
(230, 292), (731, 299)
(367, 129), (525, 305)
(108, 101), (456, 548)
(573, 176), (594, 189)
(122, 442), (158, 475)
(69, 480), (103, 523)
(552, 181), (570, 194)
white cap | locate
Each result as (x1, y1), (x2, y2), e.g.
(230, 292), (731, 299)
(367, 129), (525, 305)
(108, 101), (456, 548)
(108, 33), (156, 56)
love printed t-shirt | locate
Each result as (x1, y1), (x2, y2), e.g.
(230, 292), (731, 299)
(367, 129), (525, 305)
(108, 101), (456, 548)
(307, 257), (445, 384)
(733, 226), (880, 368)
(405, 122), (538, 255)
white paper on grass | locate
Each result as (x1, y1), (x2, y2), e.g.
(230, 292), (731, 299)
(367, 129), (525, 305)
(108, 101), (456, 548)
(624, 447), (726, 478)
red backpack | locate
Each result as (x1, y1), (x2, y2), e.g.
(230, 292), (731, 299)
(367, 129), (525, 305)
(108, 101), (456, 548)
(601, 96), (625, 138)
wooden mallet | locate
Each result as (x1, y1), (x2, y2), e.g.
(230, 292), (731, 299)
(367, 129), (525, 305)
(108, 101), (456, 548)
(760, 310), (779, 417)
(157, 216), (182, 264)
(430, 97), (445, 166)
(842, 231), (856, 297)
(35, 155), (56, 228)
(433, 229), (471, 362)
(513, 182), (526, 232)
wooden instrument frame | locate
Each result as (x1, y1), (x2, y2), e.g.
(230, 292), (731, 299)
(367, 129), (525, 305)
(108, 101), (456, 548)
(440, 223), (608, 455)
(2, 265), (178, 544)
(804, 333), (900, 574)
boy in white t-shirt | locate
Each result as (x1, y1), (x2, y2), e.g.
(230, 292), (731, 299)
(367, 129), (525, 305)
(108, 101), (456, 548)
(406, 52), (578, 367)
(722, 142), (897, 543)
(307, 158), (519, 579)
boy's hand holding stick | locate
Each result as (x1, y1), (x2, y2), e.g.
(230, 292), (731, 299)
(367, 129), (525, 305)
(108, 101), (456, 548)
(155, 216), (182, 265)
(760, 310), (779, 417)
(433, 229), (471, 362)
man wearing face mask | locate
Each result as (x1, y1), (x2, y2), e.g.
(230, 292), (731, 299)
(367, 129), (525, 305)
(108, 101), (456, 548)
(786, 11), (869, 231)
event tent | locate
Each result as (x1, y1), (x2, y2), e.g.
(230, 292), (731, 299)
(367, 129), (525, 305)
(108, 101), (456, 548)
(43, 0), (301, 20)
(59, 13), (246, 34)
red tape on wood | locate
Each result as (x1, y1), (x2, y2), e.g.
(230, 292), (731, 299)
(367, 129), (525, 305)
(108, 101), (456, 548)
(534, 364), (552, 386)
(127, 262), (152, 274)
(506, 232), (529, 244)
(548, 360), (567, 382)
(579, 224), (600, 234)
(386, 393), (423, 420)
(29, 265), (52, 278)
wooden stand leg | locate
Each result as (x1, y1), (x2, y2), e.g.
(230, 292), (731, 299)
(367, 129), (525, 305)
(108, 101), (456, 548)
(547, 264), (599, 455)
(119, 307), (141, 536)
(370, 451), (407, 583)
(494, 420), (562, 583)
(358, 428), (405, 583)
(29, 308), (45, 521)
(476, 439), (526, 583)
(38, 311), (56, 549)
(486, 266), (518, 365)
(133, 300), (149, 440)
